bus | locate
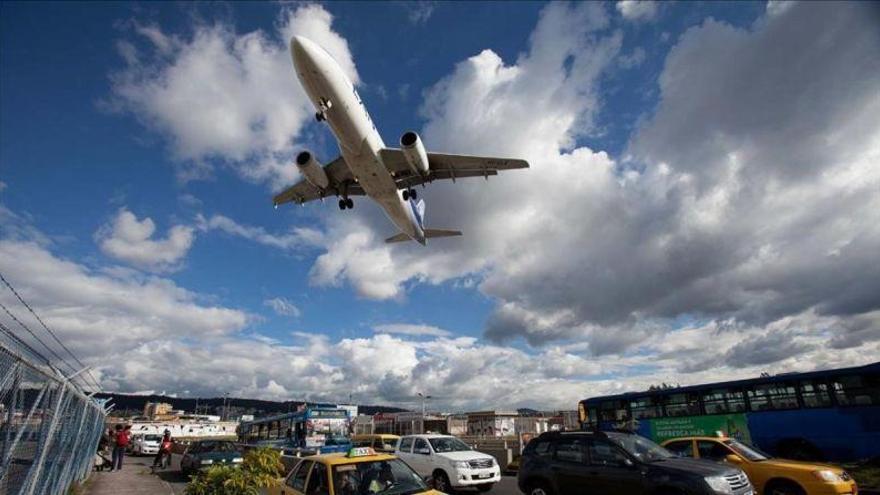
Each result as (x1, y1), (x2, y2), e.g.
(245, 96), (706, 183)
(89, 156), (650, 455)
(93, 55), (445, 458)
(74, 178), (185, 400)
(237, 407), (353, 454)
(578, 361), (880, 462)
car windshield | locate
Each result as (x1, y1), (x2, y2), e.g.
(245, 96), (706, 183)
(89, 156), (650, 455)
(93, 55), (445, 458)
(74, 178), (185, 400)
(725, 439), (770, 461)
(428, 437), (471, 453)
(609, 434), (673, 463)
(144, 435), (162, 442)
(199, 441), (237, 453)
(333, 459), (428, 495)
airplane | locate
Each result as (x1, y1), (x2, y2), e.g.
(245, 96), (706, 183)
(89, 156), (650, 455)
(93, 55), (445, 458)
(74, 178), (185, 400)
(273, 36), (529, 245)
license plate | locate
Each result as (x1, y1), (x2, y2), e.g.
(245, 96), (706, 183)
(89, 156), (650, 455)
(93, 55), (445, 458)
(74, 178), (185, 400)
(476, 473), (493, 479)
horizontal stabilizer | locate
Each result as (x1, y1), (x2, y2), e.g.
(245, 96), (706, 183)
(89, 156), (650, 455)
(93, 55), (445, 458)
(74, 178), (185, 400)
(424, 229), (462, 239)
(385, 233), (411, 243)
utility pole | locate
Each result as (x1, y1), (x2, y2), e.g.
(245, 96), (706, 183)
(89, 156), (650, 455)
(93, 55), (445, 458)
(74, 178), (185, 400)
(222, 392), (229, 421)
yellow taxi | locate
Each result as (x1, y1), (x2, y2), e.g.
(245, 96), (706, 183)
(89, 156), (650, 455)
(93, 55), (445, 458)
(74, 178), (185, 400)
(351, 434), (401, 454)
(269, 447), (445, 495)
(661, 436), (858, 495)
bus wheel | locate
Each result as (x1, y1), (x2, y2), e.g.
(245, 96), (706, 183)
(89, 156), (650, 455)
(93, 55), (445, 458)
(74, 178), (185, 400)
(527, 481), (554, 495)
(766, 480), (805, 495)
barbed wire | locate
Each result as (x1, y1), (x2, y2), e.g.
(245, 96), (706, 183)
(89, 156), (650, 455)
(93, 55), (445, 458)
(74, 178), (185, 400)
(0, 271), (102, 391)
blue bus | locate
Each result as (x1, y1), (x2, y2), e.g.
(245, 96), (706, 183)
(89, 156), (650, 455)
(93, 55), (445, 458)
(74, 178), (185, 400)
(578, 361), (880, 462)
(237, 407), (352, 454)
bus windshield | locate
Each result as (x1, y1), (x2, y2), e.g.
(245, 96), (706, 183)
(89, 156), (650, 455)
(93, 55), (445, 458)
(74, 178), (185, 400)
(725, 439), (770, 461)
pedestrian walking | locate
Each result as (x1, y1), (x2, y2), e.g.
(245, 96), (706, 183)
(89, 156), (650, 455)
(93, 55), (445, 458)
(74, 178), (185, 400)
(111, 424), (130, 471)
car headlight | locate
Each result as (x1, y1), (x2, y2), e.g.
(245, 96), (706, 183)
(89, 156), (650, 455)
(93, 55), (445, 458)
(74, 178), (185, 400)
(704, 475), (734, 495)
(232, 457), (243, 463)
(812, 470), (843, 482)
(453, 461), (470, 470)
(200, 459), (214, 465)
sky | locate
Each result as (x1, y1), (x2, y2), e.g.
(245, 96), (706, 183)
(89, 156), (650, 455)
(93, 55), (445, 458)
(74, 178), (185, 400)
(1, 1), (879, 412)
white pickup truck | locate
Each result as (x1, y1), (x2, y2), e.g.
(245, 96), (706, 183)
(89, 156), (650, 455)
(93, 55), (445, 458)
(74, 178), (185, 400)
(395, 434), (501, 493)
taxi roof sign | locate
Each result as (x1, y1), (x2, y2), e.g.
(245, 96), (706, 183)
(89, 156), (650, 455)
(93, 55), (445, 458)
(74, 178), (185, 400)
(347, 447), (377, 458)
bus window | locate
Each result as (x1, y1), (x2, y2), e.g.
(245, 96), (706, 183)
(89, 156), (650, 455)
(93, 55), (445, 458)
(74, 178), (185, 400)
(800, 380), (832, 408)
(748, 383), (798, 411)
(832, 375), (879, 406)
(629, 396), (661, 419)
(598, 400), (628, 421)
(665, 393), (700, 416)
(703, 388), (744, 414)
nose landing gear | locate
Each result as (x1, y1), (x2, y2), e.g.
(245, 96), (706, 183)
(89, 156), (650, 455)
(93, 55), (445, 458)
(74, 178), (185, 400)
(402, 189), (417, 201)
(338, 197), (354, 210)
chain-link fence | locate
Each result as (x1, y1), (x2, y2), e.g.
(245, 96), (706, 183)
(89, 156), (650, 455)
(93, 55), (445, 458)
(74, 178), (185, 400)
(0, 340), (106, 495)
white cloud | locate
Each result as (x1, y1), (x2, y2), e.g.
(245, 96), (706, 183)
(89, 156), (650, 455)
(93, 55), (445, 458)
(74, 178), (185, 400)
(96, 208), (195, 272)
(300, 2), (880, 368)
(264, 297), (301, 317)
(107, 5), (357, 189)
(402, 1), (436, 25)
(374, 323), (452, 338)
(616, 0), (659, 22)
(196, 213), (323, 251)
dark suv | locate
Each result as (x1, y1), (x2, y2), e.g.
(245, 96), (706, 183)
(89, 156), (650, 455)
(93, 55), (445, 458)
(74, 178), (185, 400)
(518, 431), (753, 495)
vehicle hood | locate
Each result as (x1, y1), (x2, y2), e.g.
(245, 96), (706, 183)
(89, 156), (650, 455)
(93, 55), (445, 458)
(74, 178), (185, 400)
(435, 451), (493, 462)
(651, 458), (740, 477)
(759, 458), (844, 473)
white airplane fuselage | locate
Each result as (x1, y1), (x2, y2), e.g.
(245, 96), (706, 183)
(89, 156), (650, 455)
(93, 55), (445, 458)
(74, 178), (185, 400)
(291, 36), (426, 244)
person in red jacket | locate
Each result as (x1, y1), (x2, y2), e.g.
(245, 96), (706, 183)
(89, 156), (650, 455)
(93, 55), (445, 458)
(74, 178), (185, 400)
(152, 429), (173, 469)
(111, 424), (130, 471)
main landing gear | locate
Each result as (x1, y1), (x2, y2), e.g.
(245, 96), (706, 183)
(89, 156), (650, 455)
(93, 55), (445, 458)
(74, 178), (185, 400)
(338, 197), (354, 210)
(402, 189), (417, 201)
(316, 97), (332, 122)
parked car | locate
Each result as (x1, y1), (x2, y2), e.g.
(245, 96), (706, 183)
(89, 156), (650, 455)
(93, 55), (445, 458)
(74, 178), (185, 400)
(518, 430), (753, 495)
(662, 436), (858, 495)
(352, 434), (400, 453)
(180, 440), (243, 476)
(395, 434), (500, 493)
(131, 433), (162, 456)
(267, 447), (442, 495)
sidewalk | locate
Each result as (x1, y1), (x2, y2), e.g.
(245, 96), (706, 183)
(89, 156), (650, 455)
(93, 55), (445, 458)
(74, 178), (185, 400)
(84, 455), (175, 495)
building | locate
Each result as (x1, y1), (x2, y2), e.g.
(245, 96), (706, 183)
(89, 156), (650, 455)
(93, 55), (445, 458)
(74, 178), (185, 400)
(446, 414), (468, 436)
(466, 411), (518, 437)
(143, 402), (173, 420)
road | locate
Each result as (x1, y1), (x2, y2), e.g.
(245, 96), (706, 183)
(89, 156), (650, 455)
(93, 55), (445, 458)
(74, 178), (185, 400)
(121, 453), (522, 495)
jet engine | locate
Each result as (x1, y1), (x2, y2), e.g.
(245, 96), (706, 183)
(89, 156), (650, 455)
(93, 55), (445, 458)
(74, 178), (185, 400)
(295, 151), (329, 189)
(400, 131), (429, 176)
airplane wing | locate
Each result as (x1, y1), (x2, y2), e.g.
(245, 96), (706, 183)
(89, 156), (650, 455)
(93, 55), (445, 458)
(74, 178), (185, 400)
(272, 156), (365, 206)
(378, 148), (529, 189)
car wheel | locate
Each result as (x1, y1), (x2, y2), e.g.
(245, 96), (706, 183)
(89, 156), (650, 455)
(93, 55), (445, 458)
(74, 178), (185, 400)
(433, 470), (452, 494)
(528, 481), (554, 495)
(766, 480), (806, 495)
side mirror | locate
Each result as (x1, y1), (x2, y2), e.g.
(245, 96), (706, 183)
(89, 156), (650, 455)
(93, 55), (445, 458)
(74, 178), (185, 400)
(725, 454), (743, 464)
(623, 458), (635, 468)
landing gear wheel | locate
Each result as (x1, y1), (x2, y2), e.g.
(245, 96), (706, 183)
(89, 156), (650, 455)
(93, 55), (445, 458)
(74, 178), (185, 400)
(402, 190), (409, 200)
(410, 189), (417, 200)
(432, 471), (451, 494)
(345, 198), (354, 209)
(316, 111), (325, 122)
(338, 199), (346, 210)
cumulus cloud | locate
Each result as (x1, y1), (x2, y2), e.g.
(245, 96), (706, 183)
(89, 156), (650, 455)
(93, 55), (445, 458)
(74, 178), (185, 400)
(264, 297), (301, 317)
(300, 2), (880, 367)
(616, 0), (659, 22)
(96, 208), (195, 272)
(107, 5), (357, 189)
(374, 323), (452, 338)
(196, 213), (323, 251)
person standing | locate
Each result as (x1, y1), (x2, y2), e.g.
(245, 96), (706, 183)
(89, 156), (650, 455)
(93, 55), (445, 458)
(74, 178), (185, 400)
(111, 424), (130, 471)
(152, 429), (173, 469)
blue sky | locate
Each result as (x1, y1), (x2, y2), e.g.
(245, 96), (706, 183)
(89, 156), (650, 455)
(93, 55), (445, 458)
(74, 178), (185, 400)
(1, 1), (878, 410)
